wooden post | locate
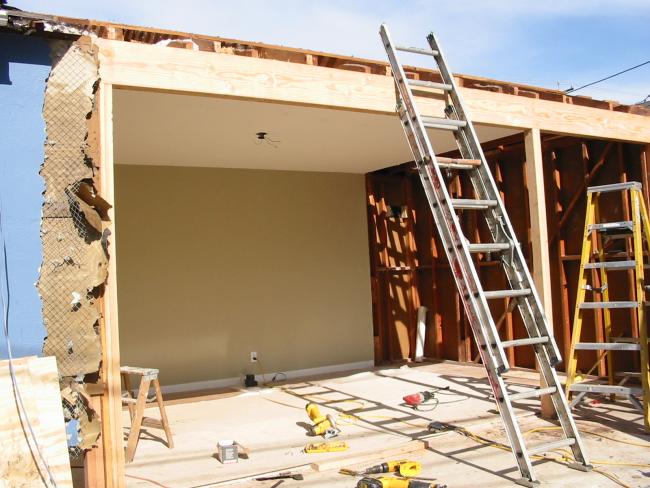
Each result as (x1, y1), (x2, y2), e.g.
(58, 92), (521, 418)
(97, 82), (126, 487)
(524, 128), (555, 417)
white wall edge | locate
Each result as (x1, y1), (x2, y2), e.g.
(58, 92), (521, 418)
(160, 360), (375, 395)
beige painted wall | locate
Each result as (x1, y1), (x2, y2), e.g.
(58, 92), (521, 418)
(114, 165), (373, 387)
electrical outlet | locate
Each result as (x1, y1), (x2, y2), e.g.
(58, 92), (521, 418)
(250, 351), (258, 363)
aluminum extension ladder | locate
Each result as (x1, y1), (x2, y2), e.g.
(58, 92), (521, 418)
(379, 24), (591, 486)
(565, 182), (650, 431)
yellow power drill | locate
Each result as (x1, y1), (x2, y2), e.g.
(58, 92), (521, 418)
(356, 477), (446, 488)
(305, 402), (339, 438)
(341, 460), (421, 477)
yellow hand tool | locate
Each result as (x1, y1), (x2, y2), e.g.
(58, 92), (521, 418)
(304, 441), (349, 453)
(356, 477), (446, 488)
(305, 402), (339, 438)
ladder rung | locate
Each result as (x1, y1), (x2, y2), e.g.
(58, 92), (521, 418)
(408, 79), (452, 91)
(467, 243), (510, 253)
(587, 182), (642, 194)
(527, 438), (575, 456)
(422, 116), (467, 130)
(574, 342), (641, 351)
(396, 45), (439, 56)
(451, 198), (498, 210)
(509, 386), (557, 402)
(569, 383), (643, 396)
(501, 336), (549, 348)
(121, 396), (157, 405)
(583, 260), (636, 270)
(436, 157), (481, 170)
(579, 301), (638, 309)
(483, 289), (531, 300)
(588, 221), (633, 233)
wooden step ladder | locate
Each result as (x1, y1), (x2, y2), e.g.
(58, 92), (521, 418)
(565, 182), (650, 431)
(121, 366), (174, 462)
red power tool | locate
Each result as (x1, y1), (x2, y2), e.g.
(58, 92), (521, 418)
(403, 386), (449, 409)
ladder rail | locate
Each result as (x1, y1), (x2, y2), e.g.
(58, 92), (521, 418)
(632, 189), (650, 429)
(380, 24), (509, 374)
(426, 32), (562, 366)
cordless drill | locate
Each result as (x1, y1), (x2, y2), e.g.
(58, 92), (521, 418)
(342, 460), (421, 477)
(356, 477), (446, 488)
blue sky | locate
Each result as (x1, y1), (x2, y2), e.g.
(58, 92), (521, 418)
(13, 0), (650, 104)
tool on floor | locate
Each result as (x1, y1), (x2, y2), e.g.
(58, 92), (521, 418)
(305, 402), (339, 438)
(379, 24), (591, 486)
(304, 440), (349, 453)
(564, 182), (650, 431)
(255, 472), (304, 481)
(403, 387), (449, 409)
(341, 460), (422, 477)
(356, 477), (446, 488)
(121, 366), (174, 463)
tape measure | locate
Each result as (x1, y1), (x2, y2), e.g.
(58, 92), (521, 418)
(304, 441), (349, 453)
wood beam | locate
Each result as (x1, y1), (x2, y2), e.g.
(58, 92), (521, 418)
(94, 39), (650, 144)
(524, 128), (555, 417)
(97, 83), (126, 488)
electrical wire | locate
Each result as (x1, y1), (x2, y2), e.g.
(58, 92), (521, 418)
(0, 202), (58, 487)
(565, 60), (650, 94)
(439, 422), (649, 488)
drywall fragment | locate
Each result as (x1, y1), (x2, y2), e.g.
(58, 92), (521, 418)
(81, 240), (108, 289)
(76, 181), (111, 219)
(68, 189), (103, 234)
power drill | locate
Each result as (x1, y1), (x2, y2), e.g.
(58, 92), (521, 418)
(348, 460), (421, 477)
(356, 477), (446, 488)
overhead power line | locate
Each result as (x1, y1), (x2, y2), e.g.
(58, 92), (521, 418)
(565, 59), (650, 94)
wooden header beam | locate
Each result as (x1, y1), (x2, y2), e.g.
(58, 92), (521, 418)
(95, 38), (650, 144)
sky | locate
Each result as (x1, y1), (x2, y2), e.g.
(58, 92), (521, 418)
(11, 0), (650, 105)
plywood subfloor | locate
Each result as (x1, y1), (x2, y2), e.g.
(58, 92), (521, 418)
(124, 361), (649, 488)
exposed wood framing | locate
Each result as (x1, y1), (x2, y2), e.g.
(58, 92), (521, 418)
(97, 83), (126, 488)
(524, 129), (553, 322)
(367, 134), (647, 380)
(524, 128), (554, 417)
(93, 39), (650, 144)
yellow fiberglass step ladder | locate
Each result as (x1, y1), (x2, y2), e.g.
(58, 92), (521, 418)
(565, 182), (650, 431)
(379, 24), (591, 487)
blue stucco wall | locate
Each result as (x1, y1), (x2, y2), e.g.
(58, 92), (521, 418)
(0, 32), (50, 358)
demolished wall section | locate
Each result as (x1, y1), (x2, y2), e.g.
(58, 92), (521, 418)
(38, 37), (107, 455)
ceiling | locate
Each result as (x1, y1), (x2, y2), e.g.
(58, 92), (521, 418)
(114, 88), (520, 174)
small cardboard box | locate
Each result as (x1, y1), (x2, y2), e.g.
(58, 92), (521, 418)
(217, 440), (238, 464)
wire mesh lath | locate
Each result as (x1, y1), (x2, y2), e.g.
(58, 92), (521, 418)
(41, 40), (103, 459)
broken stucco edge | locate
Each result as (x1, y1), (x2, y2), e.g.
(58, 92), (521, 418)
(38, 35), (108, 451)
